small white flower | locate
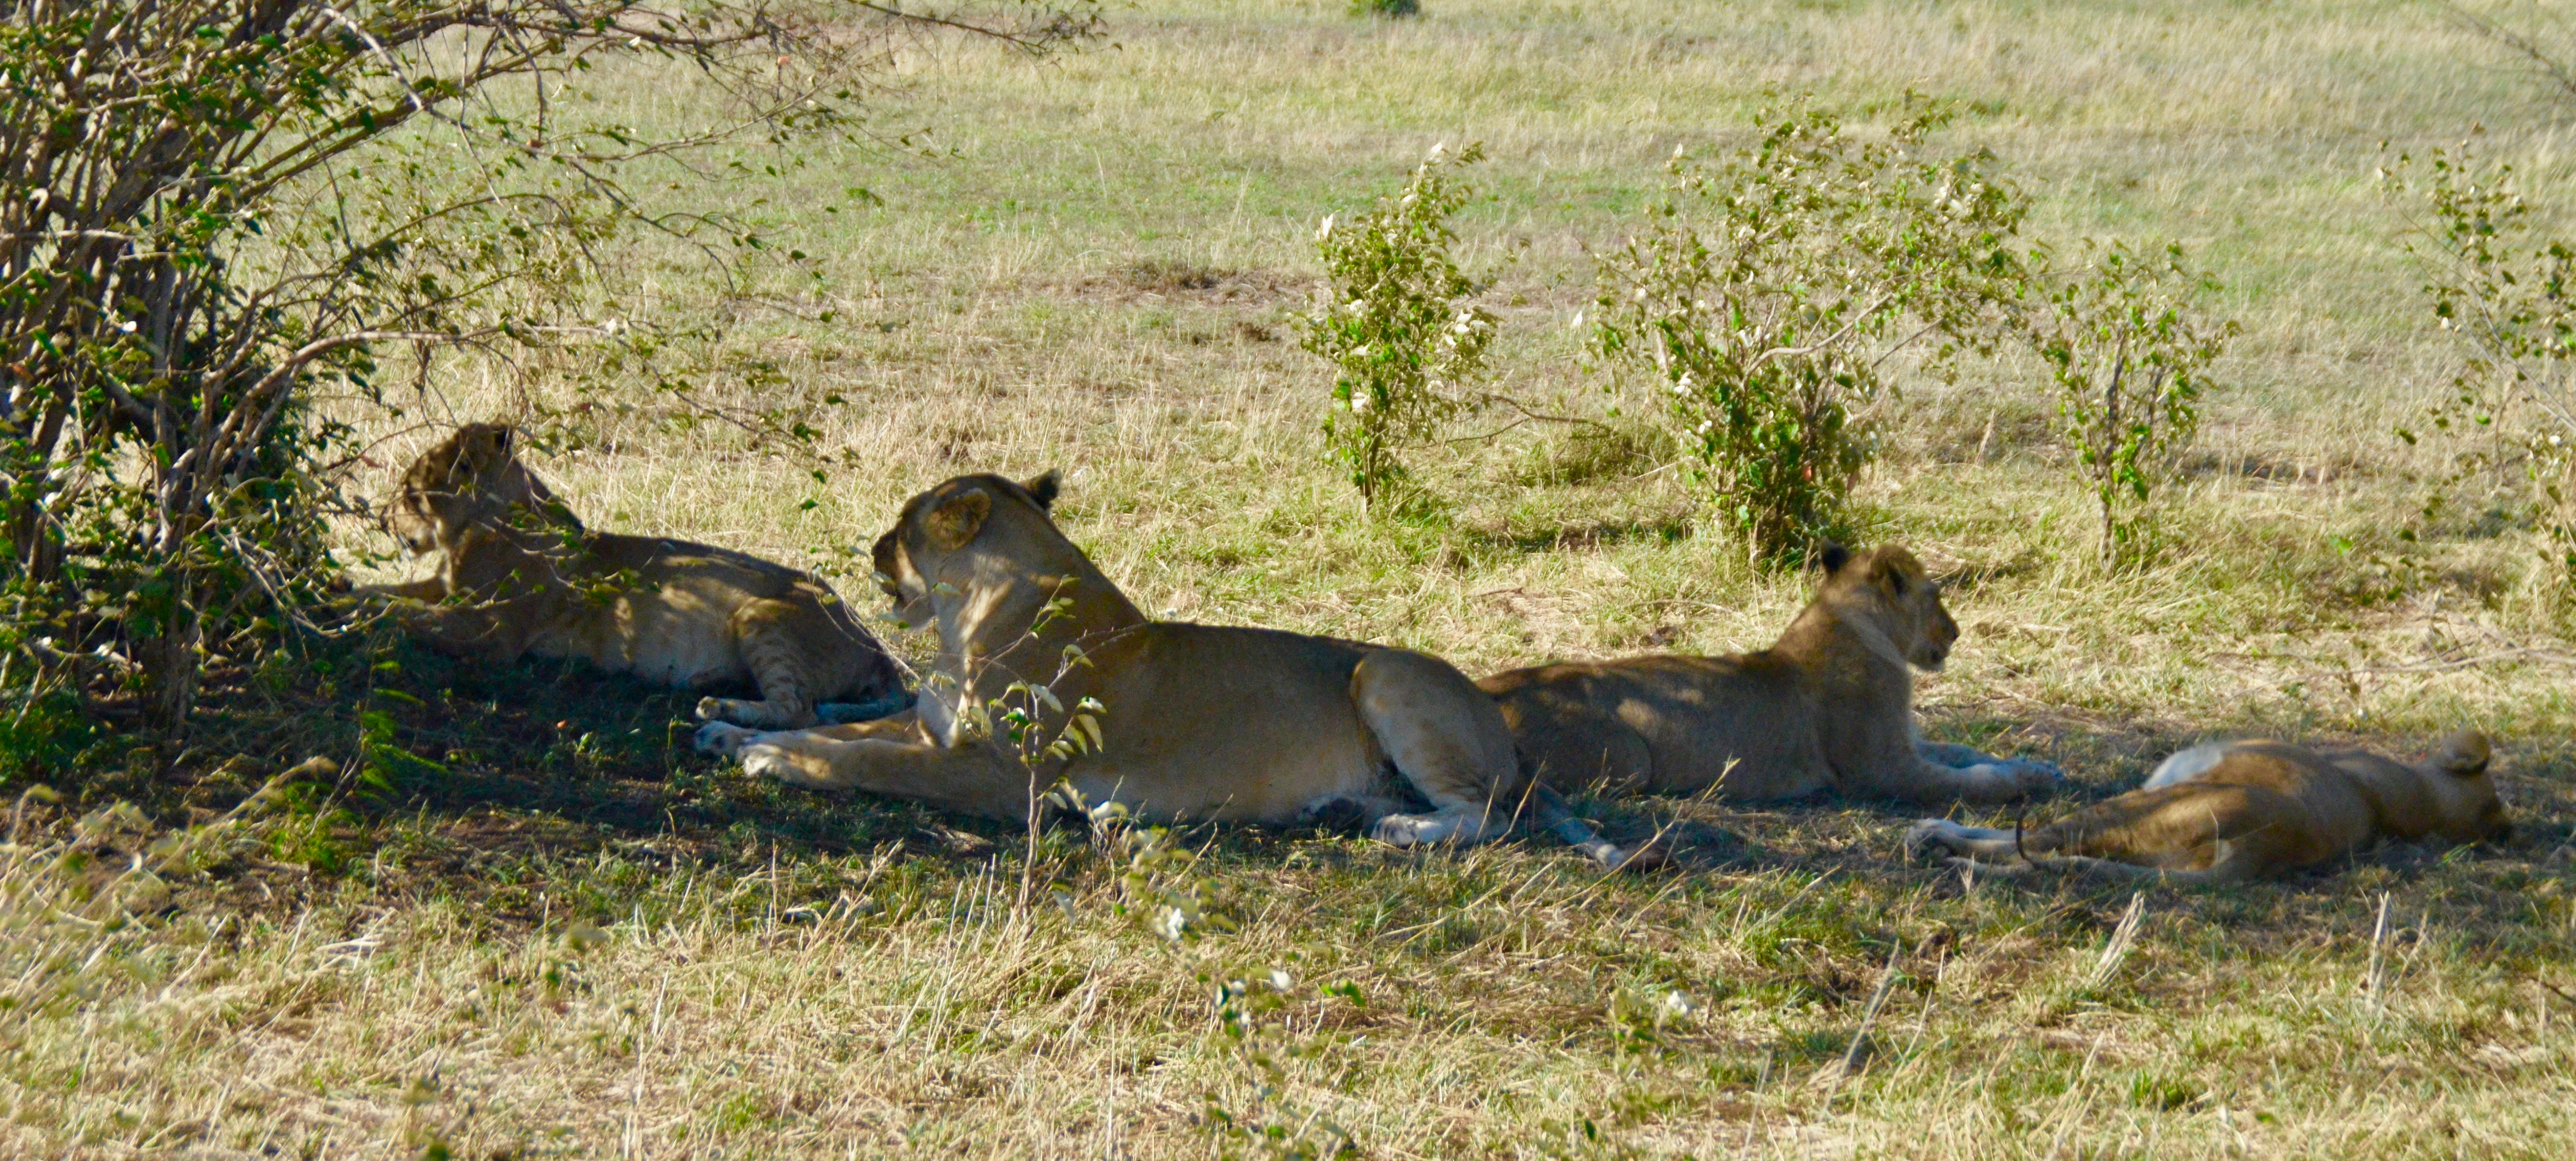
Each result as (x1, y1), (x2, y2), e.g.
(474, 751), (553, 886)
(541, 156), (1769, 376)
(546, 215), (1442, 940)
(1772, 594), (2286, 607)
(1268, 969), (1294, 991)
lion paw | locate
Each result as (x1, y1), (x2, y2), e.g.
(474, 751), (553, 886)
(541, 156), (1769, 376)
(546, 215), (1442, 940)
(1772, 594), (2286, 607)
(739, 744), (798, 784)
(694, 720), (760, 756)
(1904, 819), (1964, 861)
(2007, 758), (2066, 790)
(1370, 812), (1464, 847)
(1964, 758), (2064, 796)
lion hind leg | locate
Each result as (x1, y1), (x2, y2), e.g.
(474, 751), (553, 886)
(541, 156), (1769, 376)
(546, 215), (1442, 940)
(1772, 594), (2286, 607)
(816, 694), (913, 724)
(2141, 741), (2235, 790)
(1914, 815), (2266, 884)
(697, 599), (823, 729)
(1347, 650), (1522, 849)
(1994, 847), (2259, 886)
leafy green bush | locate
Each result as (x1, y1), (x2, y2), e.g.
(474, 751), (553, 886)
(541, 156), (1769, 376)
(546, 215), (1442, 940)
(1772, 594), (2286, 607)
(1588, 103), (2027, 562)
(1295, 143), (1496, 512)
(2388, 140), (2576, 614)
(1350, 0), (1422, 18)
(2021, 239), (2235, 568)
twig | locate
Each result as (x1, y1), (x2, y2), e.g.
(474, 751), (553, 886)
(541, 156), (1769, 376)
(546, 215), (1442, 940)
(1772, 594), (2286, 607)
(1831, 942), (1906, 1097)
(1444, 392), (1619, 445)
(2365, 892), (2393, 1019)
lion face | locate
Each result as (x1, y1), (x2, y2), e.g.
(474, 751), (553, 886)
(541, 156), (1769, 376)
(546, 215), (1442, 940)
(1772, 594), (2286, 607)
(871, 525), (934, 630)
(871, 470), (1064, 630)
(384, 424), (572, 555)
(1820, 543), (1959, 672)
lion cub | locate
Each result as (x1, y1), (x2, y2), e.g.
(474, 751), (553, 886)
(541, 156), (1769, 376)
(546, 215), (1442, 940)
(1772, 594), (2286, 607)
(1906, 734), (2509, 883)
(1480, 543), (2062, 806)
(359, 424), (906, 729)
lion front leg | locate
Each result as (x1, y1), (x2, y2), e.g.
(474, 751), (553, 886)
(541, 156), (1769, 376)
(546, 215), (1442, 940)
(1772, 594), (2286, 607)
(694, 712), (922, 756)
(383, 597), (536, 663)
(1878, 737), (2064, 804)
(1917, 739), (2065, 794)
(697, 719), (1034, 821)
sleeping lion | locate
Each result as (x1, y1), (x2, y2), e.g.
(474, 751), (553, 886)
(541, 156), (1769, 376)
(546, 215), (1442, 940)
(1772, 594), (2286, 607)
(1906, 733), (2510, 883)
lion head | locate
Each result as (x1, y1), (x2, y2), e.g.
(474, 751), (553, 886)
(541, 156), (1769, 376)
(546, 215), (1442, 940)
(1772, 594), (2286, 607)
(384, 424), (574, 555)
(1814, 542), (1959, 671)
(870, 469), (1062, 628)
(2425, 731), (2512, 844)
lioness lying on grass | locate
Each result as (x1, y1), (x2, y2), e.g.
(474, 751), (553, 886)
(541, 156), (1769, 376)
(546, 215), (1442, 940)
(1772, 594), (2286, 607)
(359, 424), (908, 729)
(1479, 543), (2063, 807)
(1905, 734), (2510, 883)
(694, 470), (1650, 867)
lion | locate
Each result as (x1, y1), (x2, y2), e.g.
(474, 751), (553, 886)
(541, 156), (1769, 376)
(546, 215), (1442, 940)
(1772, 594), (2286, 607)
(358, 423), (908, 729)
(692, 470), (1650, 868)
(1477, 543), (2063, 806)
(1905, 733), (2509, 883)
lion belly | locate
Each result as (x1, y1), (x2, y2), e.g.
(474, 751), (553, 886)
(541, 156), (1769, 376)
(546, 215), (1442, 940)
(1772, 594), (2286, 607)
(527, 586), (750, 689)
(1485, 656), (1828, 800)
(1053, 625), (1389, 823)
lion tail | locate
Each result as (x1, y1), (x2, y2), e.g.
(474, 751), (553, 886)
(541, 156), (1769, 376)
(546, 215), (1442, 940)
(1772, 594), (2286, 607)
(1525, 783), (1665, 871)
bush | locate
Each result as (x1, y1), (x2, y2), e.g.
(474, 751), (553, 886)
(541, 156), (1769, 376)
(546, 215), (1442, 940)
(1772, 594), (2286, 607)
(1588, 102), (2027, 562)
(2390, 139), (2576, 615)
(1295, 143), (1495, 512)
(1351, 0), (1421, 17)
(2021, 239), (2235, 568)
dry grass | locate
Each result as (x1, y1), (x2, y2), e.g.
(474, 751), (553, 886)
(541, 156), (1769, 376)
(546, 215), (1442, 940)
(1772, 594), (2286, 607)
(7, 0), (2576, 1156)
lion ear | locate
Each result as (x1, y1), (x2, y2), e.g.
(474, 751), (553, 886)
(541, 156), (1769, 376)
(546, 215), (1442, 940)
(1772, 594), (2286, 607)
(2436, 732), (2491, 777)
(1875, 555), (1911, 596)
(1816, 542), (1852, 576)
(925, 489), (993, 550)
(1024, 469), (1061, 512)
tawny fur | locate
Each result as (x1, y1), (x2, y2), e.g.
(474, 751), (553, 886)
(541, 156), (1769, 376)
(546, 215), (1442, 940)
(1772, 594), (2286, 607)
(693, 472), (1649, 868)
(1479, 544), (2062, 806)
(357, 424), (905, 729)
(1906, 734), (2510, 883)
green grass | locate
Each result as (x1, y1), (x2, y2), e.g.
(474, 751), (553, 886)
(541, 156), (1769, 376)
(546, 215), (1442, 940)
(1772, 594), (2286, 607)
(6, 0), (2576, 1156)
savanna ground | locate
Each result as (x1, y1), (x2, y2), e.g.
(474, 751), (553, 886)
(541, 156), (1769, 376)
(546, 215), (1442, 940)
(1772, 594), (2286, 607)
(9, 1), (2576, 1156)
